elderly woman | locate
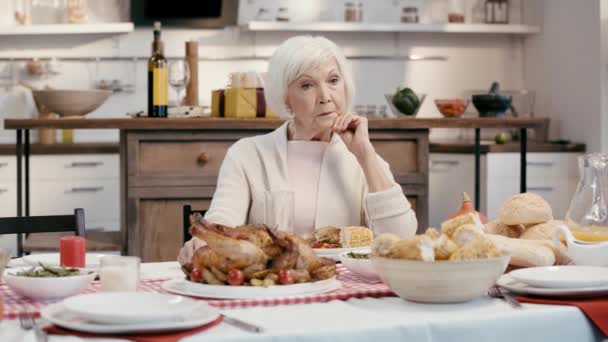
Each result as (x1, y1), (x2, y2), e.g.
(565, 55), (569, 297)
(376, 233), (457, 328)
(178, 35), (417, 264)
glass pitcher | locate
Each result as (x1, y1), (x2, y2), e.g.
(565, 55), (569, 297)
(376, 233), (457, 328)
(565, 153), (608, 241)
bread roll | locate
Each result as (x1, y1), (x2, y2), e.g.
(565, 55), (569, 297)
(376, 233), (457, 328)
(484, 220), (525, 238)
(441, 212), (484, 237)
(449, 235), (501, 261)
(386, 235), (435, 261)
(487, 234), (555, 267)
(434, 234), (459, 260)
(371, 233), (400, 257)
(451, 224), (485, 247)
(498, 193), (553, 225)
(520, 220), (571, 265)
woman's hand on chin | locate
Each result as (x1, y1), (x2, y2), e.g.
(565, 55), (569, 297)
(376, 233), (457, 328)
(332, 112), (375, 161)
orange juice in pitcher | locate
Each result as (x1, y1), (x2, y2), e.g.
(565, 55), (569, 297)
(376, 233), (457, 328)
(565, 153), (608, 242)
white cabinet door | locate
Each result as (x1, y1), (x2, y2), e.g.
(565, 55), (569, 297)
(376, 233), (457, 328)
(0, 181), (17, 256)
(30, 179), (119, 223)
(0, 156), (16, 180)
(429, 154), (484, 229)
(30, 155), (119, 180)
(486, 152), (582, 220)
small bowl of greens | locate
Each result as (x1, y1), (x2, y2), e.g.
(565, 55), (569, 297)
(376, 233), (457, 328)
(339, 250), (380, 282)
(5, 263), (96, 300)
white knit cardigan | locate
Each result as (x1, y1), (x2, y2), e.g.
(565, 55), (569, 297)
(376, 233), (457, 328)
(204, 122), (418, 237)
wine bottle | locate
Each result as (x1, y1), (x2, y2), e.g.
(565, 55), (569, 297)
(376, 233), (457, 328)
(147, 21), (168, 118)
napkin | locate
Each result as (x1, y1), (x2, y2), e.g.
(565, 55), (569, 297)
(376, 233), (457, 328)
(44, 315), (223, 342)
(517, 296), (608, 335)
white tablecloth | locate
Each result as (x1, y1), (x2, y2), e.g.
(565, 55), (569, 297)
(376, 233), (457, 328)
(1, 261), (604, 342)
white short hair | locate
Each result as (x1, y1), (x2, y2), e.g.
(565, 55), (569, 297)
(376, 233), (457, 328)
(264, 35), (355, 119)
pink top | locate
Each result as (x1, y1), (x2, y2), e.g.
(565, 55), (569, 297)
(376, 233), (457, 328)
(287, 141), (328, 239)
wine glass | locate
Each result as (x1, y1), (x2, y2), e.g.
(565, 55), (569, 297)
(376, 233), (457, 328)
(168, 60), (190, 106)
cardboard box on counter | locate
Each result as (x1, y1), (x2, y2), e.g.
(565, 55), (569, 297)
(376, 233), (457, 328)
(212, 88), (278, 118)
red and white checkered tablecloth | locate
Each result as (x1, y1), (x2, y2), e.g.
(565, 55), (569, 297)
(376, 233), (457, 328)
(2, 265), (396, 319)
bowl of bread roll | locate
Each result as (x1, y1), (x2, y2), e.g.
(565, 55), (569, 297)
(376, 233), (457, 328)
(371, 211), (510, 303)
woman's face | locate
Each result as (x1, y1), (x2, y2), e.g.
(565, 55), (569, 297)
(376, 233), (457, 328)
(286, 58), (346, 138)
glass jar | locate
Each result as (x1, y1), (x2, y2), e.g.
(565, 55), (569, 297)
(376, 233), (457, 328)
(447, 0), (465, 23)
(66, 0), (88, 23)
(401, 6), (419, 23)
(565, 153), (608, 242)
(14, 0), (32, 25)
(485, 0), (509, 24)
(31, 0), (64, 24)
(276, 7), (290, 22)
(345, 2), (356, 22)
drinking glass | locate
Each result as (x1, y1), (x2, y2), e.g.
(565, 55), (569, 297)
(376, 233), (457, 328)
(99, 256), (140, 292)
(168, 60), (190, 106)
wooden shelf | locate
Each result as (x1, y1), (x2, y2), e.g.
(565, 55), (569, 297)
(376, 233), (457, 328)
(0, 22), (134, 36)
(242, 21), (540, 34)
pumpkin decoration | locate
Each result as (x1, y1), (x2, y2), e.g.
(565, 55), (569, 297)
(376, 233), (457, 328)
(449, 192), (489, 224)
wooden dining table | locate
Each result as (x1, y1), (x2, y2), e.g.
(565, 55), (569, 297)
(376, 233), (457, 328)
(0, 261), (603, 342)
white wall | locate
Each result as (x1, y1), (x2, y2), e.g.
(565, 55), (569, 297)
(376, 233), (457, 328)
(0, 0), (526, 143)
(523, 0), (603, 152)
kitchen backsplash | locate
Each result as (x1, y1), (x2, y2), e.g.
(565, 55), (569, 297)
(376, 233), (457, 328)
(0, 0), (527, 143)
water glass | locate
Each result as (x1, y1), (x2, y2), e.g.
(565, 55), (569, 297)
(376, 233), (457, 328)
(99, 256), (140, 292)
(168, 60), (190, 106)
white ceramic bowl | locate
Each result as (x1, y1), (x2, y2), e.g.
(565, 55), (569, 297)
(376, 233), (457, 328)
(339, 251), (380, 281)
(4, 268), (96, 300)
(371, 255), (510, 303)
(32, 89), (112, 117)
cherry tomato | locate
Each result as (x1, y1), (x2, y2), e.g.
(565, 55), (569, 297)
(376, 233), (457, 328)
(190, 267), (203, 283)
(278, 269), (296, 285)
(226, 269), (245, 286)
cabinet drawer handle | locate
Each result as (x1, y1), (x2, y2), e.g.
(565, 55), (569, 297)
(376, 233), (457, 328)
(65, 161), (104, 168)
(431, 160), (460, 166)
(527, 161), (554, 167)
(0, 162), (8, 168)
(65, 186), (104, 193)
(0, 188), (8, 194)
(197, 152), (210, 165)
(527, 186), (554, 192)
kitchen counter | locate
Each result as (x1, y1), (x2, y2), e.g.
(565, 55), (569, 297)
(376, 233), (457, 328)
(0, 142), (118, 155)
(430, 141), (586, 153)
(0, 141), (582, 156)
(3, 117), (550, 130)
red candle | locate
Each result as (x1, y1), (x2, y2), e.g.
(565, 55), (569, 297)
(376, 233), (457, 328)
(60, 236), (86, 268)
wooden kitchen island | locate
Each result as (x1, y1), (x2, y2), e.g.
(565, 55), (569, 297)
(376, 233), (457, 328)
(4, 117), (548, 261)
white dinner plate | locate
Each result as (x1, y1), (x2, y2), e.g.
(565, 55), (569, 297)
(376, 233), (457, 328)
(23, 253), (107, 268)
(497, 273), (608, 298)
(313, 247), (371, 261)
(162, 277), (341, 299)
(62, 292), (203, 324)
(41, 302), (220, 334)
(509, 266), (608, 288)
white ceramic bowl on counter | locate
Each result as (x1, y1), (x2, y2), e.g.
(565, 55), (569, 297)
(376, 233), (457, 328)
(371, 255), (510, 303)
(4, 268), (96, 300)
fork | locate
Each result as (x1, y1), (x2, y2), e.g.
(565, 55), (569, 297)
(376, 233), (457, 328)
(19, 314), (48, 342)
(488, 286), (522, 309)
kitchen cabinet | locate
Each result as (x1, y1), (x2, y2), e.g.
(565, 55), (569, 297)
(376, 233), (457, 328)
(430, 152), (581, 229)
(29, 154), (120, 231)
(0, 154), (120, 255)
